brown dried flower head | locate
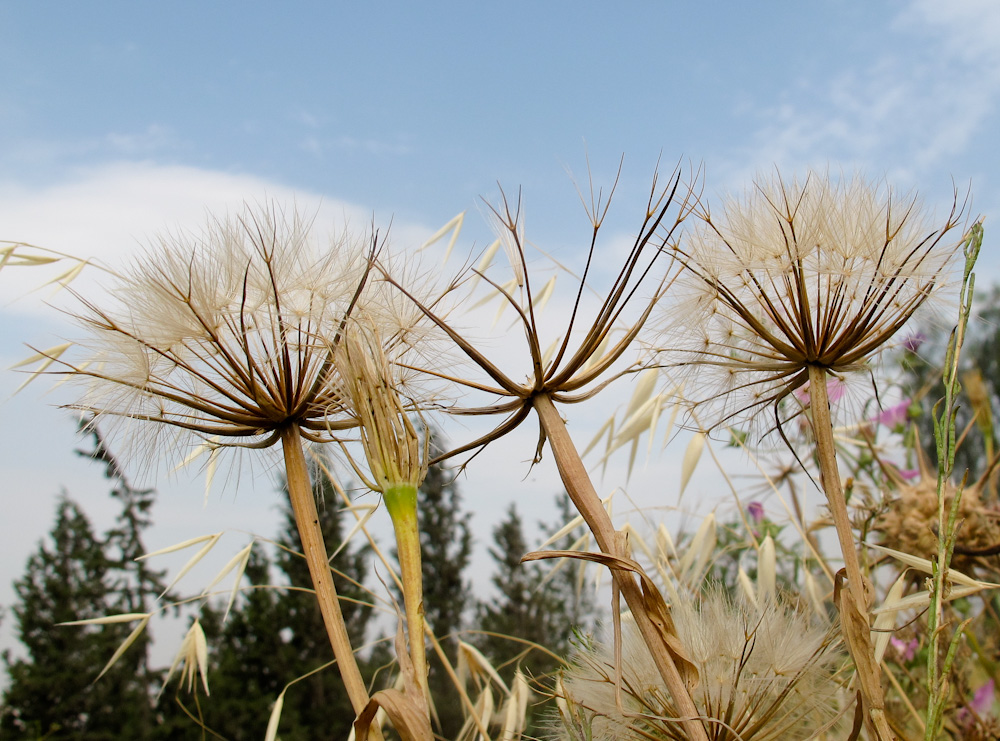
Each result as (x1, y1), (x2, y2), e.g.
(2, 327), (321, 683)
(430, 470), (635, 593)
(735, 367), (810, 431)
(877, 444), (1000, 577)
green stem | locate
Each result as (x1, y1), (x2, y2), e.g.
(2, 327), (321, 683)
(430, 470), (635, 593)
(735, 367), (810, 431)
(925, 222), (982, 740)
(384, 483), (428, 697)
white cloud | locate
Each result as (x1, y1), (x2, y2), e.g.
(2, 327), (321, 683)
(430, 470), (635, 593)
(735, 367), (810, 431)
(894, 0), (1000, 66)
(723, 0), (1000, 193)
(0, 161), (435, 314)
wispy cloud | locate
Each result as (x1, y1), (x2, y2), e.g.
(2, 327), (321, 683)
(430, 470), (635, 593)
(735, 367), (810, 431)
(724, 0), (1000, 191)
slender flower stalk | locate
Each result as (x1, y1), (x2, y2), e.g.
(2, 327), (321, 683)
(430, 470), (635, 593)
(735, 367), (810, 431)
(335, 320), (431, 700)
(385, 164), (712, 740)
(925, 223), (983, 739)
(657, 171), (969, 739)
(50, 205), (419, 735)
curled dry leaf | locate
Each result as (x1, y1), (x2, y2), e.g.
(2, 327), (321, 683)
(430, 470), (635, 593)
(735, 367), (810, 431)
(354, 623), (432, 741)
(522, 547), (699, 687)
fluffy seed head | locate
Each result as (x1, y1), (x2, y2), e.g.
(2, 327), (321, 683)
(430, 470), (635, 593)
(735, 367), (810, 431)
(61, 204), (430, 467)
(656, 171), (966, 436)
(553, 590), (845, 741)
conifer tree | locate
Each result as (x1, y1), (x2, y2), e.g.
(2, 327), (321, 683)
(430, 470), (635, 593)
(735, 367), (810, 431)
(1, 498), (151, 738)
(75, 425), (168, 731)
(475, 498), (590, 685)
(199, 455), (377, 740)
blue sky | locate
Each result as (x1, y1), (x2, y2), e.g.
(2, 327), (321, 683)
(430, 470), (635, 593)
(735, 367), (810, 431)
(2, 0), (999, 666)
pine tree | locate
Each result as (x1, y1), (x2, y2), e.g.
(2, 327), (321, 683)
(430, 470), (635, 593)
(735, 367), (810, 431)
(474, 496), (595, 734)
(198, 454), (377, 740)
(196, 547), (296, 740)
(1, 497), (151, 738)
(75, 425), (169, 732)
(419, 433), (473, 643)
(476, 501), (578, 683)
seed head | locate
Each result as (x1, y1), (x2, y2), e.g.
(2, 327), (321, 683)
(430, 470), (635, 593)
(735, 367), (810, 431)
(58, 204), (430, 469)
(657, 171), (967, 436)
(553, 590), (845, 741)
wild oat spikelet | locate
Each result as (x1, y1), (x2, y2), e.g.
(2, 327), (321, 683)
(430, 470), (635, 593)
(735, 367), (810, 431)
(657, 171), (966, 437)
(553, 590), (845, 741)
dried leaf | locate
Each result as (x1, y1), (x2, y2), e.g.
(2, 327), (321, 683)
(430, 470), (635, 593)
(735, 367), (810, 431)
(499, 670), (529, 740)
(530, 275), (556, 313)
(581, 416), (614, 459)
(199, 541), (254, 621)
(679, 512), (716, 579)
(804, 569), (828, 618)
(332, 503), (378, 558)
(11, 343), (73, 393)
(9, 253), (60, 266)
(42, 259), (90, 292)
(655, 523), (677, 560)
(579, 334), (610, 374)
(872, 572), (908, 664)
(458, 640), (508, 693)
(869, 544), (993, 588)
(154, 532), (225, 597)
(59, 612), (151, 626)
(871, 583), (984, 613)
(540, 337), (560, 370)
(355, 687), (434, 741)
(738, 567), (758, 608)
(477, 239), (501, 272)
(138, 532), (221, 560)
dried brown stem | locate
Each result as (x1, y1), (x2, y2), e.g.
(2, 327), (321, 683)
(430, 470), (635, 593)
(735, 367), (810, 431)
(533, 393), (710, 741)
(807, 364), (893, 741)
(280, 425), (385, 740)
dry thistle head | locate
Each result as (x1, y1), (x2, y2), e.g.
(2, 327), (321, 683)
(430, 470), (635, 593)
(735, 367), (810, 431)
(56, 204), (429, 468)
(553, 590), (846, 741)
(876, 440), (1000, 578)
(656, 171), (967, 437)
(383, 162), (697, 463)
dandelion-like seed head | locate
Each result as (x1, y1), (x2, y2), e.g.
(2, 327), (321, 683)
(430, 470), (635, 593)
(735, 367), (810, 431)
(61, 204), (426, 468)
(657, 170), (967, 437)
(553, 591), (845, 741)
